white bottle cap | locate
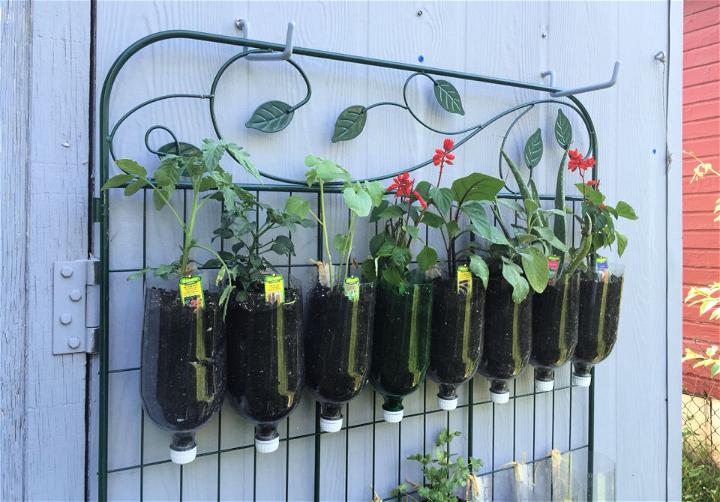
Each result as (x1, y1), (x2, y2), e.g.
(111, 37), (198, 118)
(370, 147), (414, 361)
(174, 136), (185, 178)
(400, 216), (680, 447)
(437, 396), (458, 411)
(572, 373), (592, 388)
(535, 378), (554, 393)
(490, 390), (509, 404)
(383, 408), (404, 423)
(320, 416), (343, 433)
(255, 435), (280, 453)
(169, 445), (197, 465)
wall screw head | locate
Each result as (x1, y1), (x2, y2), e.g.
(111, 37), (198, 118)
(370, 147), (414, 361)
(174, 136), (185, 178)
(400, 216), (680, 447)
(541, 32), (548, 39)
(67, 336), (81, 349)
(60, 313), (73, 325)
(60, 267), (73, 278)
(416, 9), (423, 16)
(235, 18), (246, 31)
(62, 141), (70, 148)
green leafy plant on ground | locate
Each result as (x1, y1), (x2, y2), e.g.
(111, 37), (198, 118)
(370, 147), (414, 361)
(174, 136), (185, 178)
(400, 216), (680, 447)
(683, 443), (720, 502)
(392, 429), (482, 502)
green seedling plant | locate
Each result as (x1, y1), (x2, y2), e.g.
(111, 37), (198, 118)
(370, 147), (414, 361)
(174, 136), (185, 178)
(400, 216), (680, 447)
(392, 429), (482, 502)
(413, 138), (505, 289)
(206, 187), (315, 306)
(470, 131), (570, 303)
(304, 155), (385, 288)
(101, 139), (259, 300)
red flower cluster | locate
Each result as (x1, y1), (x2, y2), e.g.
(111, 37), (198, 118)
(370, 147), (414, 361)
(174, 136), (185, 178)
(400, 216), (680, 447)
(568, 149), (596, 173)
(433, 138), (455, 166)
(387, 172), (427, 209)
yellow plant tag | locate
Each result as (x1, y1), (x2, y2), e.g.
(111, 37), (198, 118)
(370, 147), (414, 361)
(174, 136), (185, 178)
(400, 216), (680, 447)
(344, 276), (360, 302)
(596, 256), (609, 282)
(179, 276), (204, 309)
(264, 274), (285, 305)
(457, 265), (472, 294)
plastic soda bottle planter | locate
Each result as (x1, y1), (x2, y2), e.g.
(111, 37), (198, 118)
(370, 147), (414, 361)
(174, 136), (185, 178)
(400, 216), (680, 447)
(477, 273), (532, 404)
(305, 280), (375, 432)
(140, 287), (226, 465)
(226, 283), (304, 453)
(427, 270), (485, 411)
(530, 272), (580, 392)
(370, 281), (433, 423)
(572, 262), (624, 387)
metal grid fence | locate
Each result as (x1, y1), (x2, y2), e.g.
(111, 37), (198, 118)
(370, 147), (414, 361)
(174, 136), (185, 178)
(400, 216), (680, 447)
(682, 387), (720, 465)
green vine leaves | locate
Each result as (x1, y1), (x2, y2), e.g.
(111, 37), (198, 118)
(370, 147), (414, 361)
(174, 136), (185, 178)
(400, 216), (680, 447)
(332, 77), (464, 143)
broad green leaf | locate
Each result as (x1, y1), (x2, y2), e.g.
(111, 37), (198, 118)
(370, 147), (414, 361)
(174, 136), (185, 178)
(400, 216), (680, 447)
(343, 187), (373, 217)
(523, 128), (543, 169)
(116, 159), (147, 178)
(451, 173), (505, 204)
(246, 100), (294, 133)
(554, 150), (568, 251)
(421, 212), (445, 228)
(316, 159), (350, 183)
(198, 176), (217, 192)
(381, 267), (403, 288)
(363, 181), (385, 207)
(333, 233), (351, 254)
(433, 80), (465, 115)
(554, 109), (572, 149)
(225, 142), (260, 180)
(405, 225), (420, 240)
(521, 246), (549, 294)
(497, 198), (523, 213)
(152, 188), (170, 210)
(534, 226), (567, 252)
(201, 139), (225, 171)
(446, 220), (460, 238)
(469, 209), (509, 246)
(332, 105), (367, 142)
(284, 195), (311, 219)
(101, 174), (133, 190)
(157, 142), (200, 158)
(414, 181), (432, 199)
(575, 183), (605, 205)
(270, 235), (294, 256)
(712, 361), (720, 378)
(417, 246), (438, 272)
(616, 200), (638, 220)
(461, 201), (490, 221)
(616, 230), (628, 257)
(124, 178), (147, 196)
(469, 255), (489, 289)
(501, 259), (530, 303)
(378, 204), (405, 219)
(430, 187), (454, 215)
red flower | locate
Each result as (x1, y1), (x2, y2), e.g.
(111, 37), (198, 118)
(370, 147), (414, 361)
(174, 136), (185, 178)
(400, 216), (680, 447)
(433, 138), (456, 167)
(387, 172), (428, 209)
(585, 179), (600, 189)
(568, 149), (596, 173)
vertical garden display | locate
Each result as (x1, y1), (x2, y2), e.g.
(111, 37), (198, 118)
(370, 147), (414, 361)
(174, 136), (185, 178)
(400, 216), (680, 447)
(102, 139), (257, 464)
(418, 139), (504, 410)
(210, 185), (313, 453)
(471, 131), (563, 403)
(303, 156), (384, 432)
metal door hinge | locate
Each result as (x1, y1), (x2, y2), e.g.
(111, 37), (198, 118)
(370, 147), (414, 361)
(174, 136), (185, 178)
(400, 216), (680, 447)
(53, 258), (100, 355)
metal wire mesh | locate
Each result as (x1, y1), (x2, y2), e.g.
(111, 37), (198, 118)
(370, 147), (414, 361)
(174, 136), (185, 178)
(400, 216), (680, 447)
(682, 387), (720, 466)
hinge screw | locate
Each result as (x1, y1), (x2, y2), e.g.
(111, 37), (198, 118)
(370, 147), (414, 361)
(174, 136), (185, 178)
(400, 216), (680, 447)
(67, 337), (81, 349)
(69, 289), (83, 302)
(60, 267), (73, 278)
(60, 313), (73, 325)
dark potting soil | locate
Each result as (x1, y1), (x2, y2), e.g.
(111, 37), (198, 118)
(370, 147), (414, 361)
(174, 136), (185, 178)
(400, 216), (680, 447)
(530, 273), (580, 373)
(477, 275), (532, 381)
(141, 288), (225, 432)
(226, 288), (304, 424)
(305, 282), (375, 408)
(574, 273), (623, 367)
(370, 282), (433, 399)
(427, 277), (485, 388)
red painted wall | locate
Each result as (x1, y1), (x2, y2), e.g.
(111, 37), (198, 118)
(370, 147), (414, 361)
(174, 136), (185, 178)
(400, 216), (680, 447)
(683, 1), (720, 397)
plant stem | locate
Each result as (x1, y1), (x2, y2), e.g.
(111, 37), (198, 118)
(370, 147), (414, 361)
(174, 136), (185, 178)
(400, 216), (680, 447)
(319, 181), (334, 286)
(180, 185), (200, 276)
